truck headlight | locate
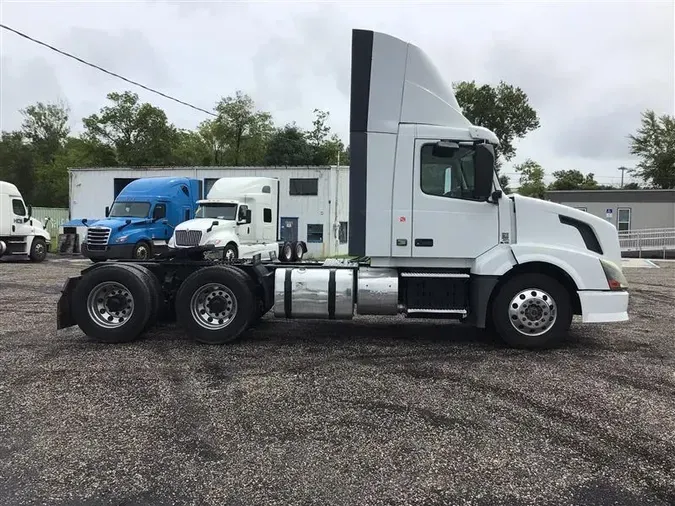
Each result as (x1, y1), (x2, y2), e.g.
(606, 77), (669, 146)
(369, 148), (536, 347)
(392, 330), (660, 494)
(115, 235), (129, 243)
(600, 259), (628, 291)
(205, 239), (221, 245)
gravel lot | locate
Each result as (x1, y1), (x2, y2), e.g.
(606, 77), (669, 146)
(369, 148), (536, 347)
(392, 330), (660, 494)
(1, 257), (674, 506)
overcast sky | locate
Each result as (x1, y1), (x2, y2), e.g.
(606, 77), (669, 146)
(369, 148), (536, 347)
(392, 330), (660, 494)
(1, 0), (673, 186)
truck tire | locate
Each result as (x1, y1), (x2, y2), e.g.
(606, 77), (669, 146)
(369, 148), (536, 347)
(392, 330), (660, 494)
(122, 263), (165, 329)
(490, 273), (572, 350)
(29, 238), (47, 262)
(223, 243), (238, 261)
(175, 265), (256, 344)
(280, 241), (293, 262)
(132, 240), (152, 260)
(71, 264), (152, 343)
(293, 241), (304, 261)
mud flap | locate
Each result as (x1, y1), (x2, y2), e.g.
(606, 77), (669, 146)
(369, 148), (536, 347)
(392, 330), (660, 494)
(57, 276), (81, 330)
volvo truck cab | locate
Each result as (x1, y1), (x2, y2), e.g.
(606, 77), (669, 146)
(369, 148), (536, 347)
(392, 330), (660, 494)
(56, 29), (629, 350)
(0, 181), (50, 262)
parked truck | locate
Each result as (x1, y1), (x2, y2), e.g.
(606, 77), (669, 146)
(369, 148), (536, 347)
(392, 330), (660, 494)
(0, 181), (51, 262)
(168, 176), (307, 262)
(80, 176), (201, 262)
(55, 29), (629, 349)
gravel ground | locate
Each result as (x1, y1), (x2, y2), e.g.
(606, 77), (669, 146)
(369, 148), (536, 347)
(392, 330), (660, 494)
(1, 257), (674, 506)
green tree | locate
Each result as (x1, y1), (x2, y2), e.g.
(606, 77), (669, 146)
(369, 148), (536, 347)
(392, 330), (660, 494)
(0, 131), (36, 201)
(628, 109), (675, 189)
(453, 80), (540, 164)
(82, 91), (179, 166)
(548, 169), (599, 190)
(20, 101), (70, 164)
(213, 91), (274, 165)
(171, 129), (212, 166)
(514, 159), (546, 199)
(305, 109), (350, 165)
(264, 124), (314, 166)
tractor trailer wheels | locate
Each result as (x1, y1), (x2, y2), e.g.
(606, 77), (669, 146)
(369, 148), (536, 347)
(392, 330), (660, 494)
(71, 264), (155, 343)
(174, 265), (257, 345)
(490, 273), (572, 350)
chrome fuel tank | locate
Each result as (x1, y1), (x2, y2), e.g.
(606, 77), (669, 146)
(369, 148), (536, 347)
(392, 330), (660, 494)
(274, 267), (355, 319)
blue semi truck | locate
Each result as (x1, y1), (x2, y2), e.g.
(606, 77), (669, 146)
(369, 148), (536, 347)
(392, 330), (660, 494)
(80, 177), (201, 262)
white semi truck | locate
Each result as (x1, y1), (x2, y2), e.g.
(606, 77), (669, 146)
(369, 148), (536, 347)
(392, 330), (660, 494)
(167, 176), (307, 262)
(55, 29), (629, 349)
(0, 181), (51, 262)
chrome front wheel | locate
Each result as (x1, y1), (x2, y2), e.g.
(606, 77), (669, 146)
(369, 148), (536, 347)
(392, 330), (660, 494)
(508, 288), (557, 337)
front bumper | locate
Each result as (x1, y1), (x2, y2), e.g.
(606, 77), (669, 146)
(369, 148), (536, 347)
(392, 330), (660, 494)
(81, 243), (135, 260)
(578, 290), (629, 323)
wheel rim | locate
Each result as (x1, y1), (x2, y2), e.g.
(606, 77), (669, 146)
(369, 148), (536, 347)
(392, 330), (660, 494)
(284, 244), (292, 259)
(35, 242), (44, 256)
(86, 281), (135, 328)
(190, 283), (238, 330)
(508, 288), (557, 337)
(135, 245), (148, 259)
(295, 244), (303, 258)
(225, 248), (236, 260)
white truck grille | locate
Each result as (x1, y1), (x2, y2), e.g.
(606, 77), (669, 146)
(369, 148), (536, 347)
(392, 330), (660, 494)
(175, 230), (202, 247)
(86, 227), (111, 247)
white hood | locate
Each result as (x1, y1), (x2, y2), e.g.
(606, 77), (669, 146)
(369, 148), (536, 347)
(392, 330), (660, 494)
(174, 218), (236, 233)
(512, 194), (622, 266)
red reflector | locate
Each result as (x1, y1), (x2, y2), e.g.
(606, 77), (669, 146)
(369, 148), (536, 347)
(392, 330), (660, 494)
(608, 279), (622, 290)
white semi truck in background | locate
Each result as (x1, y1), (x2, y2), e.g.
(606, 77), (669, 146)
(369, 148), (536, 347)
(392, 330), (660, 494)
(0, 181), (51, 262)
(168, 176), (307, 263)
(55, 28), (629, 350)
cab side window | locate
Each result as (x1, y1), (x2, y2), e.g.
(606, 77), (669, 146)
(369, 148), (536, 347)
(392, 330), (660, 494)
(153, 204), (167, 220)
(12, 199), (26, 216)
(420, 143), (479, 200)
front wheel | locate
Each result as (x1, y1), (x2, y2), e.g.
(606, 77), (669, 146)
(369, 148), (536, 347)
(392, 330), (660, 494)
(490, 273), (572, 349)
(29, 238), (48, 262)
(132, 240), (152, 260)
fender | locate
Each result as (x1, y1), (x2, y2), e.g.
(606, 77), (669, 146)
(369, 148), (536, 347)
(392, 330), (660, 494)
(509, 243), (608, 291)
(202, 228), (240, 249)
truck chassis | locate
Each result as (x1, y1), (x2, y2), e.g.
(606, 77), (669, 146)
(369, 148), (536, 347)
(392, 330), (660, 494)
(56, 245), (585, 349)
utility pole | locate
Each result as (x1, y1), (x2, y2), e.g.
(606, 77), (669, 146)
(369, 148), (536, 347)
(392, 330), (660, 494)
(618, 166), (628, 188)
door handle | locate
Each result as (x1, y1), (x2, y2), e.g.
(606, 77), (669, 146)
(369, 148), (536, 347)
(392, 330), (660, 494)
(414, 238), (434, 247)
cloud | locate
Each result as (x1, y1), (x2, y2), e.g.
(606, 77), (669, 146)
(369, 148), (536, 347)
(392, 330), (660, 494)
(0, 0), (672, 183)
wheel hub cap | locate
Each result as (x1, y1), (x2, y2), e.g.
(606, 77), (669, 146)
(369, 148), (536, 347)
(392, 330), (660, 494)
(508, 288), (557, 337)
(190, 283), (238, 330)
(87, 281), (134, 328)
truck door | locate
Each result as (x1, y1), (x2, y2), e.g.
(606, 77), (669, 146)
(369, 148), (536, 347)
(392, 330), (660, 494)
(10, 197), (32, 238)
(411, 138), (499, 259)
(151, 203), (169, 239)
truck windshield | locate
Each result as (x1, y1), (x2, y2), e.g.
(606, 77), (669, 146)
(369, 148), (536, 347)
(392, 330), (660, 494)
(195, 203), (237, 220)
(109, 202), (151, 218)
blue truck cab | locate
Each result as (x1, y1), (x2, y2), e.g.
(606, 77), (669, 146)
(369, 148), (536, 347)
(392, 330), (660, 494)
(81, 177), (201, 262)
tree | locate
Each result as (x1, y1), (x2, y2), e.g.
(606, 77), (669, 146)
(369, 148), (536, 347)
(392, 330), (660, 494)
(628, 109), (675, 189)
(171, 129), (212, 166)
(264, 124), (313, 166)
(549, 169), (599, 191)
(514, 159), (546, 199)
(453, 80), (540, 166)
(213, 91), (274, 166)
(305, 109), (349, 165)
(0, 131), (36, 201)
(623, 182), (641, 190)
(82, 91), (179, 166)
(20, 101), (70, 164)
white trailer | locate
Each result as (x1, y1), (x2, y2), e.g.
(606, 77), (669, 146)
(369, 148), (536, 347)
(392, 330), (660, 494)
(0, 181), (51, 262)
(168, 176), (307, 262)
(55, 29), (629, 350)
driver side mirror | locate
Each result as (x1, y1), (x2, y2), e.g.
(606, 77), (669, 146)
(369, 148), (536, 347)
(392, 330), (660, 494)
(474, 143), (496, 201)
(105, 206), (110, 217)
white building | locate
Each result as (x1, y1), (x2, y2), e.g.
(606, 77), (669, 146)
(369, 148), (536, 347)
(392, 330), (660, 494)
(68, 166), (350, 257)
